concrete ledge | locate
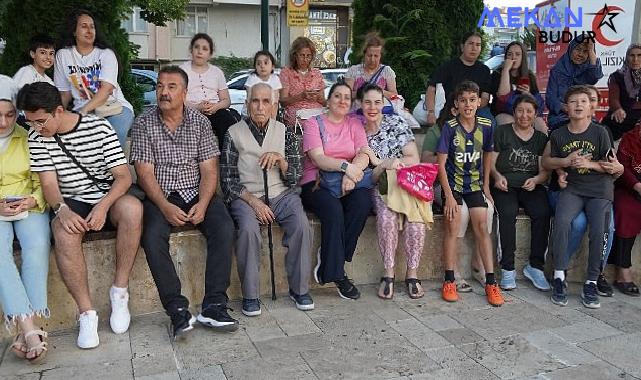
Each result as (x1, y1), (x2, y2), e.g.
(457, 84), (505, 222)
(2, 214), (640, 338)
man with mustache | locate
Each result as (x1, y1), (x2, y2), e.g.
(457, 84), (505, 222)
(130, 66), (238, 339)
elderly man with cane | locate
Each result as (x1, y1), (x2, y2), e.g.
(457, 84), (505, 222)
(221, 82), (314, 317)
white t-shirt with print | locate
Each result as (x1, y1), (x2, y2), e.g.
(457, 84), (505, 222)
(13, 65), (54, 89)
(54, 47), (133, 112)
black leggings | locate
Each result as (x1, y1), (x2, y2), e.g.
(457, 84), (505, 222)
(205, 108), (241, 150)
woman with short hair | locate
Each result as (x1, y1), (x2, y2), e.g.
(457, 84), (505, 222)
(280, 37), (326, 128)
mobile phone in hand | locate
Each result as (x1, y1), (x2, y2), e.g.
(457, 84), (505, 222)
(517, 77), (530, 87)
(606, 148), (615, 159)
(3, 196), (24, 203)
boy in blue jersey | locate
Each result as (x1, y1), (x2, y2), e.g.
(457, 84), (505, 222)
(436, 81), (504, 306)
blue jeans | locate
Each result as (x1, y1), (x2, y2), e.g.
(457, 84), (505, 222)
(0, 212), (51, 325)
(106, 107), (134, 148)
(549, 190), (614, 265)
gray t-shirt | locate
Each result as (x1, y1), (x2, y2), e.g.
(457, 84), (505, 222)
(549, 122), (614, 200)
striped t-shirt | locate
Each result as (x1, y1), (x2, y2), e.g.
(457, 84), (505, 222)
(436, 116), (493, 194)
(28, 114), (128, 204)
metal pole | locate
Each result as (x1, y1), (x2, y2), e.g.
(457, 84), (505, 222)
(261, 0), (269, 51)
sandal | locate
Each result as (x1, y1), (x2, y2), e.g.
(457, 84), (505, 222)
(405, 278), (425, 299)
(614, 281), (640, 297)
(456, 278), (473, 293)
(11, 333), (27, 359)
(378, 277), (394, 299)
(24, 329), (48, 364)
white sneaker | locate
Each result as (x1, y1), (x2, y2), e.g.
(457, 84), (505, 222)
(78, 310), (100, 349)
(110, 287), (131, 334)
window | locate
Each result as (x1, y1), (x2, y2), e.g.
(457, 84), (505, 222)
(122, 7), (148, 33)
(132, 72), (156, 93)
(176, 6), (208, 37)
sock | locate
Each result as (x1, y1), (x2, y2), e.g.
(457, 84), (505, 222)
(444, 270), (455, 282)
(110, 285), (128, 297)
(586, 280), (597, 285)
(485, 273), (496, 285)
(554, 270), (565, 281)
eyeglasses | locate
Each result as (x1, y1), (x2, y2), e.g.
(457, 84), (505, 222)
(297, 53), (313, 60)
(25, 114), (53, 130)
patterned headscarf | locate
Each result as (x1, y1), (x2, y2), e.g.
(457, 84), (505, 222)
(618, 43), (641, 100)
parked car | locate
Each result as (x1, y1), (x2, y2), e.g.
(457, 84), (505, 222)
(483, 55), (504, 73)
(227, 68), (347, 113)
(131, 69), (158, 106)
(483, 51), (537, 75)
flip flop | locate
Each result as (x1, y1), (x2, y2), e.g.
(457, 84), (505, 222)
(378, 277), (394, 299)
(405, 278), (425, 299)
(24, 329), (48, 364)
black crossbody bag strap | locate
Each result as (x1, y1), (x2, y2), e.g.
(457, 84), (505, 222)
(52, 135), (113, 189)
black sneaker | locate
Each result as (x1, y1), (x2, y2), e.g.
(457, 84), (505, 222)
(241, 298), (261, 317)
(197, 304), (239, 331)
(582, 282), (601, 309)
(335, 276), (360, 300)
(550, 278), (568, 306)
(597, 273), (614, 297)
(170, 308), (196, 339)
(289, 289), (315, 311)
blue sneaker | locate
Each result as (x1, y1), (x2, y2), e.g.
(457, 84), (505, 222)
(550, 278), (568, 306)
(523, 264), (551, 291)
(289, 290), (315, 311)
(241, 298), (261, 316)
(500, 269), (517, 290)
(582, 282), (601, 309)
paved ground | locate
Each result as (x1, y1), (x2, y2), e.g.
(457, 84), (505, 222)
(2, 280), (641, 380)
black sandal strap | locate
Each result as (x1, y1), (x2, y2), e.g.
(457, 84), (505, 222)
(405, 278), (421, 295)
(380, 277), (394, 296)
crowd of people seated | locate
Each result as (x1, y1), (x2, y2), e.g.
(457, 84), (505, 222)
(2, 9), (641, 366)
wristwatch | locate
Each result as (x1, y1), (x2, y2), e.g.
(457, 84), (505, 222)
(340, 161), (349, 173)
(53, 202), (67, 215)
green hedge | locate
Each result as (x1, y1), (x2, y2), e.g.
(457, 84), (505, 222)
(211, 56), (253, 79)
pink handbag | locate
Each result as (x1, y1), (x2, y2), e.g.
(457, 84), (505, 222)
(396, 163), (439, 202)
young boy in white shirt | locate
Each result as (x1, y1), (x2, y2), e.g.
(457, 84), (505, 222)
(13, 34), (55, 89)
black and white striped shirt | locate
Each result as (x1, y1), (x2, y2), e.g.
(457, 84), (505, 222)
(28, 114), (128, 204)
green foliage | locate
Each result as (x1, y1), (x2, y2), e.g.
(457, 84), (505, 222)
(211, 56), (254, 79)
(0, 0), (186, 114)
(516, 27), (536, 51)
(130, 0), (189, 26)
(351, 0), (484, 108)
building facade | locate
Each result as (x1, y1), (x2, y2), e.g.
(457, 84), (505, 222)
(125, 0), (353, 70)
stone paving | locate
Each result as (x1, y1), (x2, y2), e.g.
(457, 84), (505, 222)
(2, 281), (641, 380)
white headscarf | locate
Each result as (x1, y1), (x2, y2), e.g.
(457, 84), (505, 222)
(0, 75), (17, 105)
(0, 75), (18, 152)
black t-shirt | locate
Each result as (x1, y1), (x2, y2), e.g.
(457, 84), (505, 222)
(429, 57), (491, 101)
(549, 122), (614, 200)
(493, 123), (548, 187)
